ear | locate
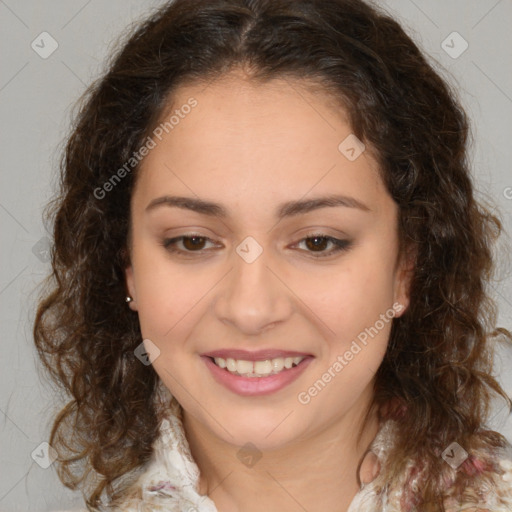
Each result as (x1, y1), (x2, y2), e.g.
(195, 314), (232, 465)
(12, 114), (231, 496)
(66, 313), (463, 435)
(393, 244), (416, 318)
(125, 264), (139, 312)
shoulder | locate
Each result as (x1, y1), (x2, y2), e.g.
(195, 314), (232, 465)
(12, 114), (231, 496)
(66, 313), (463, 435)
(350, 420), (512, 511)
(90, 396), (219, 512)
(442, 439), (512, 511)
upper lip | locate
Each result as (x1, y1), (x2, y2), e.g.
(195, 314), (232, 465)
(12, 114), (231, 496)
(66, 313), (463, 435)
(201, 349), (313, 361)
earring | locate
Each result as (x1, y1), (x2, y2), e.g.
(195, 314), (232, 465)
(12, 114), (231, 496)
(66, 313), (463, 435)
(125, 296), (133, 303)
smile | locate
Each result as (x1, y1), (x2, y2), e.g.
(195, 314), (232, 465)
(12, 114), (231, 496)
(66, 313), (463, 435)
(212, 356), (306, 377)
(202, 355), (314, 396)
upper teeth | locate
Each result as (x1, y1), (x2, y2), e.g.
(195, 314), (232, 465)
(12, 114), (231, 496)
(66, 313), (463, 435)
(213, 356), (306, 377)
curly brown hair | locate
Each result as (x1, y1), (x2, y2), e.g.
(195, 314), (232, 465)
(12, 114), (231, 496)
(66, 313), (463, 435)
(33, 0), (511, 508)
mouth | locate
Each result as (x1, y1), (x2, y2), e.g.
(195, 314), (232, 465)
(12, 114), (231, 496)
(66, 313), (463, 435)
(208, 355), (307, 378)
(201, 353), (314, 396)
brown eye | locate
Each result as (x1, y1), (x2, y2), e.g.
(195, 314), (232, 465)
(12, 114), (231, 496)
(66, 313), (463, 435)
(295, 234), (353, 258)
(181, 236), (207, 251)
(161, 235), (217, 254)
(304, 236), (330, 252)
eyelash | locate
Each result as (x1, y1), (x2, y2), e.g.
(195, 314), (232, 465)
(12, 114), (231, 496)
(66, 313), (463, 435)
(160, 233), (353, 259)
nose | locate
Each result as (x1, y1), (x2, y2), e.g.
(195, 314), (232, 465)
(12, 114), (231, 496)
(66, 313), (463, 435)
(213, 242), (293, 336)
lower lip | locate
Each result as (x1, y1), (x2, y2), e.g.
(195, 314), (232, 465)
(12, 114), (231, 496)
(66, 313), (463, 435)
(202, 356), (314, 396)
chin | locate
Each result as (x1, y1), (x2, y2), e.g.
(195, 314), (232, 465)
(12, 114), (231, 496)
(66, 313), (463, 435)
(212, 412), (305, 450)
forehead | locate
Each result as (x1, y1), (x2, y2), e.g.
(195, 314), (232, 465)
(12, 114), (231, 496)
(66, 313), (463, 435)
(157, 73), (352, 151)
(132, 73), (388, 218)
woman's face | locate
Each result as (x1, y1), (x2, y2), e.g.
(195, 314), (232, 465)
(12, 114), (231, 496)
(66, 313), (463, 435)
(125, 72), (411, 449)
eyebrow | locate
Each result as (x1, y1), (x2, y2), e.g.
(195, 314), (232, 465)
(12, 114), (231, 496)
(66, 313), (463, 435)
(145, 194), (371, 219)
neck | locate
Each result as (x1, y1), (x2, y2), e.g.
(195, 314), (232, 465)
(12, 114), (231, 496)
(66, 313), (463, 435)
(182, 392), (380, 512)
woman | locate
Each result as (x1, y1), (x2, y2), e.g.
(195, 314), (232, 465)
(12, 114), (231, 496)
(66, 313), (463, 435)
(34, 0), (512, 510)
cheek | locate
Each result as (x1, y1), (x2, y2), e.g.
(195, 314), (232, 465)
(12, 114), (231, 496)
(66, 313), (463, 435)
(304, 254), (398, 338)
(132, 250), (210, 341)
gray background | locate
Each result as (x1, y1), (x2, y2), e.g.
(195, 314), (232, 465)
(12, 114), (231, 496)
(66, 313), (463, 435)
(1, 1), (511, 510)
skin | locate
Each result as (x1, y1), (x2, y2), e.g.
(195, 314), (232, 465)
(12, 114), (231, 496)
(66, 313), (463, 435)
(125, 70), (413, 512)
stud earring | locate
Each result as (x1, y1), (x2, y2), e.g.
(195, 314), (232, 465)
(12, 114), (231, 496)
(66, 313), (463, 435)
(125, 296), (133, 303)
